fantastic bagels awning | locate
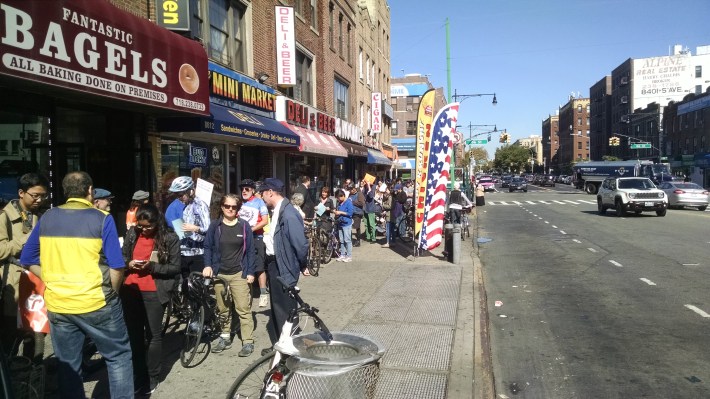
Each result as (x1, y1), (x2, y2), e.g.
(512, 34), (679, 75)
(0, 0), (209, 115)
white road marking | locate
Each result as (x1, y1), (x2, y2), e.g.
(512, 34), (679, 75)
(560, 230), (567, 234)
(640, 278), (656, 286)
(685, 305), (710, 318)
(579, 200), (597, 204)
(538, 217), (543, 220)
(526, 201), (536, 205)
(533, 214), (538, 217)
(572, 239), (581, 243)
(539, 200), (549, 204)
(609, 260), (623, 267)
(682, 263), (699, 266)
(499, 201), (510, 205)
(588, 248), (597, 253)
(564, 200), (580, 204)
(552, 225), (558, 228)
(544, 221), (550, 224)
(553, 200), (566, 204)
(512, 201), (522, 205)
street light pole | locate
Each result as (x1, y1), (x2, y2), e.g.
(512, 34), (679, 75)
(450, 90), (498, 186)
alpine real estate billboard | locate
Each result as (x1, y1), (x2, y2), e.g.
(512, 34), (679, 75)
(632, 55), (692, 108)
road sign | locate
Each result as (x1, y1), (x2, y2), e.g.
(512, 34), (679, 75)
(630, 143), (651, 149)
(452, 131), (462, 144)
(465, 139), (488, 145)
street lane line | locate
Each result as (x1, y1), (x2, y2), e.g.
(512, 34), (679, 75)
(640, 278), (656, 286)
(538, 217), (543, 220)
(609, 260), (623, 267)
(588, 248), (597, 253)
(560, 230), (567, 234)
(539, 200), (549, 204)
(685, 305), (710, 318)
(579, 200), (596, 204)
(526, 201), (535, 204)
(572, 239), (581, 243)
(553, 200), (566, 204)
(565, 200), (580, 204)
(512, 201), (521, 205)
(544, 221), (549, 224)
(682, 263), (699, 266)
(552, 225), (557, 228)
(499, 201), (510, 205)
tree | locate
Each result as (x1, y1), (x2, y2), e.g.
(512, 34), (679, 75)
(461, 146), (489, 171)
(602, 155), (620, 161)
(493, 145), (532, 173)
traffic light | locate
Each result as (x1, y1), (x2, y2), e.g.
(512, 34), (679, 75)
(499, 134), (505, 143)
(608, 137), (620, 146)
(487, 134), (491, 142)
(613, 137), (620, 146)
(609, 137), (614, 146)
(505, 133), (510, 143)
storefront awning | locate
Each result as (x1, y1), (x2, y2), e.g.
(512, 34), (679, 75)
(367, 149), (393, 166)
(338, 140), (369, 157)
(156, 104), (299, 147)
(280, 123), (348, 157)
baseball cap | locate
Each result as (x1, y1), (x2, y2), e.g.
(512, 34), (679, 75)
(132, 190), (149, 201)
(259, 177), (284, 193)
(394, 184), (402, 190)
(94, 188), (114, 200)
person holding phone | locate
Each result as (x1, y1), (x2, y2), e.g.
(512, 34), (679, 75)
(120, 204), (181, 395)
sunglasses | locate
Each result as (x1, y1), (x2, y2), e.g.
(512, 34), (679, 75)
(136, 225), (156, 231)
(222, 204), (238, 210)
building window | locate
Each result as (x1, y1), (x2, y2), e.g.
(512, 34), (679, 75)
(205, 0), (246, 71)
(577, 104), (582, 112)
(346, 24), (352, 65)
(696, 65), (702, 78)
(577, 117), (582, 126)
(294, 0), (303, 16)
(334, 78), (349, 121)
(310, 0), (317, 30)
(359, 102), (364, 129)
(190, 0), (204, 42)
(328, 3), (334, 48)
(577, 142), (582, 150)
(366, 56), (370, 85)
(392, 121), (398, 136)
(358, 48), (363, 79)
(338, 14), (343, 57)
(696, 85), (702, 95)
(283, 50), (313, 105)
(406, 121), (416, 135)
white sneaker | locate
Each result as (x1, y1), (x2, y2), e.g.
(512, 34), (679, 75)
(336, 256), (346, 262)
(258, 294), (269, 308)
(343, 257), (352, 263)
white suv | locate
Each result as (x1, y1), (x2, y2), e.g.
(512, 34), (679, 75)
(597, 177), (668, 217)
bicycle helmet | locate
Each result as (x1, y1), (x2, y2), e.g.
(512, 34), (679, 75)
(239, 178), (256, 188)
(169, 176), (194, 193)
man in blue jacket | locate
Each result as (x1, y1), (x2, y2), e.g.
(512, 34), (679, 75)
(259, 178), (309, 350)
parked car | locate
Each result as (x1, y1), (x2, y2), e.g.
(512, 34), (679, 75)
(539, 175), (556, 187)
(597, 177), (667, 217)
(658, 181), (709, 211)
(509, 177), (528, 192)
(477, 177), (496, 192)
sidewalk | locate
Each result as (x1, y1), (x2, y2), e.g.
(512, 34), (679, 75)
(58, 214), (492, 398)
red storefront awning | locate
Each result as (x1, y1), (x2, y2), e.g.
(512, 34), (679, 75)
(0, 0), (209, 115)
(280, 122), (348, 157)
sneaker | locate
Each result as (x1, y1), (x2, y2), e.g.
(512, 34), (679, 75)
(381, 243), (390, 248)
(258, 294), (269, 308)
(147, 377), (160, 395)
(343, 257), (352, 263)
(238, 343), (254, 357)
(335, 256), (346, 262)
(261, 346), (274, 356)
(211, 337), (232, 353)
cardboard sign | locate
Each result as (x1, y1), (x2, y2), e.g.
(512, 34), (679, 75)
(364, 173), (376, 185)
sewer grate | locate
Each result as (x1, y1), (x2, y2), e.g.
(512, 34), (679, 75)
(375, 369), (447, 399)
(381, 324), (453, 370)
(405, 298), (457, 326)
(379, 278), (459, 299)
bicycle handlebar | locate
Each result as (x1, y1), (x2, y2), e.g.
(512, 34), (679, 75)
(275, 276), (333, 341)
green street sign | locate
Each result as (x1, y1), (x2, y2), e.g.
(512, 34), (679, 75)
(630, 143), (651, 149)
(465, 139), (488, 145)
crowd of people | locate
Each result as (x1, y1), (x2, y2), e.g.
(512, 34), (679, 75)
(0, 170), (422, 398)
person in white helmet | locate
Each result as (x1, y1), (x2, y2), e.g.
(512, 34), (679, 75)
(166, 176), (210, 276)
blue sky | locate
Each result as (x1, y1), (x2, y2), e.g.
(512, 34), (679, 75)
(388, 0), (710, 156)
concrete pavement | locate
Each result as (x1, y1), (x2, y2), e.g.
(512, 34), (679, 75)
(44, 213), (492, 398)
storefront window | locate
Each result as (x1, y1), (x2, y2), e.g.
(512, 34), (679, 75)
(160, 139), (225, 219)
(287, 154), (331, 198)
(0, 110), (51, 205)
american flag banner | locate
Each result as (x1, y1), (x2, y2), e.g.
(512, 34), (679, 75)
(418, 102), (459, 250)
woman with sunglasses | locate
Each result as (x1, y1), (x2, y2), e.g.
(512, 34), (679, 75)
(121, 203), (181, 395)
(203, 194), (256, 356)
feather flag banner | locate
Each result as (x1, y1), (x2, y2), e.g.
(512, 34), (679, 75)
(418, 102), (459, 250)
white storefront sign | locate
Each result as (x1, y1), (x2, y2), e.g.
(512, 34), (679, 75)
(275, 6), (295, 87)
(334, 118), (363, 144)
(371, 92), (382, 134)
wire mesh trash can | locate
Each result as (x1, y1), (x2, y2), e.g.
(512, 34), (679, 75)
(281, 332), (385, 399)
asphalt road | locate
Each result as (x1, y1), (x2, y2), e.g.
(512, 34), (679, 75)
(476, 184), (710, 398)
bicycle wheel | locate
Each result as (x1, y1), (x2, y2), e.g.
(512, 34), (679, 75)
(226, 352), (275, 399)
(180, 304), (205, 368)
(307, 240), (321, 277)
(318, 230), (333, 264)
(398, 218), (413, 243)
(161, 296), (173, 335)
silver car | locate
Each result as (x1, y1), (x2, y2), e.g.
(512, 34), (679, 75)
(658, 182), (709, 211)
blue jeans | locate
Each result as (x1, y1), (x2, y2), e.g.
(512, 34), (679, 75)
(48, 297), (134, 399)
(338, 225), (352, 258)
(394, 213), (405, 239)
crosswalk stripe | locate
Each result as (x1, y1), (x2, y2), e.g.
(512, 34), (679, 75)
(579, 200), (596, 204)
(564, 200), (580, 204)
(487, 199), (598, 206)
(539, 200), (549, 204)
(553, 200), (566, 204)
(512, 201), (522, 205)
(526, 201), (536, 204)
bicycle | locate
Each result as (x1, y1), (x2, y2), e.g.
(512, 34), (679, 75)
(304, 221), (321, 277)
(181, 272), (234, 368)
(162, 278), (192, 335)
(461, 206), (472, 240)
(317, 217), (341, 264)
(395, 206), (414, 243)
(226, 277), (384, 399)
